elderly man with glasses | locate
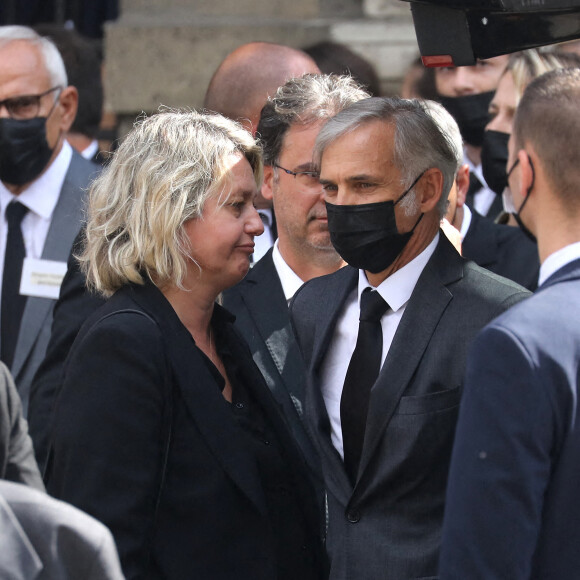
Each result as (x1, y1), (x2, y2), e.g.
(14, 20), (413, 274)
(0, 26), (97, 416)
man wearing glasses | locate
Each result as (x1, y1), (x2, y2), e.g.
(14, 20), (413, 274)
(0, 26), (96, 415)
(223, 74), (369, 497)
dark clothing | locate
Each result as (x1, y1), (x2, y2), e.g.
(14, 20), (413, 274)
(440, 258), (580, 579)
(290, 234), (531, 580)
(462, 210), (540, 291)
(45, 281), (325, 580)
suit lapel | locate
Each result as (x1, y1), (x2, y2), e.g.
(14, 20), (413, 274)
(358, 236), (463, 482)
(239, 253), (307, 411)
(0, 495), (42, 579)
(12, 154), (94, 380)
(129, 284), (267, 517)
(306, 267), (359, 500)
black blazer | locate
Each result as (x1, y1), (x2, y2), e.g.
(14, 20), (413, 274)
(290, 234), (531, 580)
(45, 281), (324, 580)
(462, 209), (540, 291)
(222, 249), (322, 494)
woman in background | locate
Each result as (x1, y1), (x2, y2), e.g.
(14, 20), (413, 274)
(46, 110), (325, 580)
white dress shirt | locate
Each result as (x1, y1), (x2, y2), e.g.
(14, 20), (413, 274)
(538, 241), (580, 287)
(271, 239), (304, 304)
(320, 233), (439, 458)
(0, 141), (73, 305)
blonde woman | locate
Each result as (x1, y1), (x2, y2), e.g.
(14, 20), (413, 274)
(46, 110), (325, 580)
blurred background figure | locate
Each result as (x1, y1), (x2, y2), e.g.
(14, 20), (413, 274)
(483, 48), (580, 226)
(45, 110), (325, 580)
(303, 41), (381, 96)
(434, 55), (509, 220)
(34, 24), (108, 164)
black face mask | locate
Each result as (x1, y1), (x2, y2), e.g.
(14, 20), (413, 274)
(0, 117), (54, 186)
(481, 130), (510, 196)
(326, 173), (424, 274)
(506, 156), (537, 244)
(439, 91), (495, 147)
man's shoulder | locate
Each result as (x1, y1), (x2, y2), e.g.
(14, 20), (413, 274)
(0, 480), (123, 578)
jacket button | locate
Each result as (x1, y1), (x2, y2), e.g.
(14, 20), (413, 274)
(235, 402), (244, 409)
(346, 510), (360, 523)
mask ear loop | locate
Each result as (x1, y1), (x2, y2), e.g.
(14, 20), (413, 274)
(395, 169), (427, 205)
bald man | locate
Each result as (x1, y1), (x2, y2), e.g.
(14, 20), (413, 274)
(204, 42), (320, 135)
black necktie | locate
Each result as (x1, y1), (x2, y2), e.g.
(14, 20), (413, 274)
(1, 201), (29, 369)
(341, 288), (390, 484)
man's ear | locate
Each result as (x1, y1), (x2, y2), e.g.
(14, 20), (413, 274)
(57, 86), (79, 133)
(517, 149), (534, 199)
(455, 164), (470, 208)
(418, 167), (444, 212)
(261, 165), (275, 201)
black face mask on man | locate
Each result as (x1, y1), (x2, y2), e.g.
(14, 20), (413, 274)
(439, 91), (495, 148)
(0, 116), (55, 185)
(481, 130), (510, 196)
(506, 155), (537, 244)
(326, 172), (425, 273)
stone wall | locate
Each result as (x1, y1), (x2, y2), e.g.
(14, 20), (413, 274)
(104, 0), (419, 130)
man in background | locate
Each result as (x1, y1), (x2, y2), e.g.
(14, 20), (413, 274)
(0, 26), (96, 414)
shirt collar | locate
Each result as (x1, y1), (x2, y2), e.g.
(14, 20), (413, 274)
(357, 232), (440, 312)
(538, 241), (580, 286)
(271, 239), (305, 303)
(0, 141), (73, 219)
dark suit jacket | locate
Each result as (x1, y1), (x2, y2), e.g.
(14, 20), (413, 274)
(439, 258), (580, 580)
(28, 230), (105, 471)
(222, 249), (322, 493)
(0, 480), (124, 580)
(45, 281), (324, 580)
(290, 234), (530, 580)
(0, 362), (43, 490)
(462, 209), (540, 291)
(9, 152), (97, 416)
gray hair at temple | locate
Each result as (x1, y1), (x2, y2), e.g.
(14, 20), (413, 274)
(0, 25), (68, 89)
(422, 100), (464, 174)
(314, 96), (457, 218)
(257, 73), (370, 166)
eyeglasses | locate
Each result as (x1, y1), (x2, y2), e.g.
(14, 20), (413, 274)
(0, 86), (62, 120)
(274, 164), (322, 192)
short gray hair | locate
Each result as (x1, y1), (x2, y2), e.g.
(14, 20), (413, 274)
(422, 100), (463, 173)
(81, 109), (263, 297)
(257, 73), (370, 165)
(0, 25), (67, 89)
(315, 97), (457, 218)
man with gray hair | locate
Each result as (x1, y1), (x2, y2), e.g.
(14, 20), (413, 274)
(223, 74), (369, 496)
(0, 26), (96, 414)
(290, 96), (530, 579)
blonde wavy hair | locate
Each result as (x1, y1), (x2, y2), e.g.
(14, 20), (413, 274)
(507, 48), (580, 106)
(80, 109), (262, 297)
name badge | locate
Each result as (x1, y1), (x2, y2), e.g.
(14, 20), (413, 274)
(20, 257), (67, 300)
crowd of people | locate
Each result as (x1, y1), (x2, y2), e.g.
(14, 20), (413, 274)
(0, 22), (579, 580)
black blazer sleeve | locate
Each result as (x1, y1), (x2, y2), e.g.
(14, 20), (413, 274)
(28, 230), (106, 471)
(45, 310), (170, 579)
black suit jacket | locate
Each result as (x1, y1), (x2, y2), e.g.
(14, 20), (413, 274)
(28, 230), (105, 471)
(462, 210), (539, 291)
(222, 250), (322, 492)
(440, 258), (580, 578)
(45, 281), (324, 580)
(290, 234), (531, 580)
